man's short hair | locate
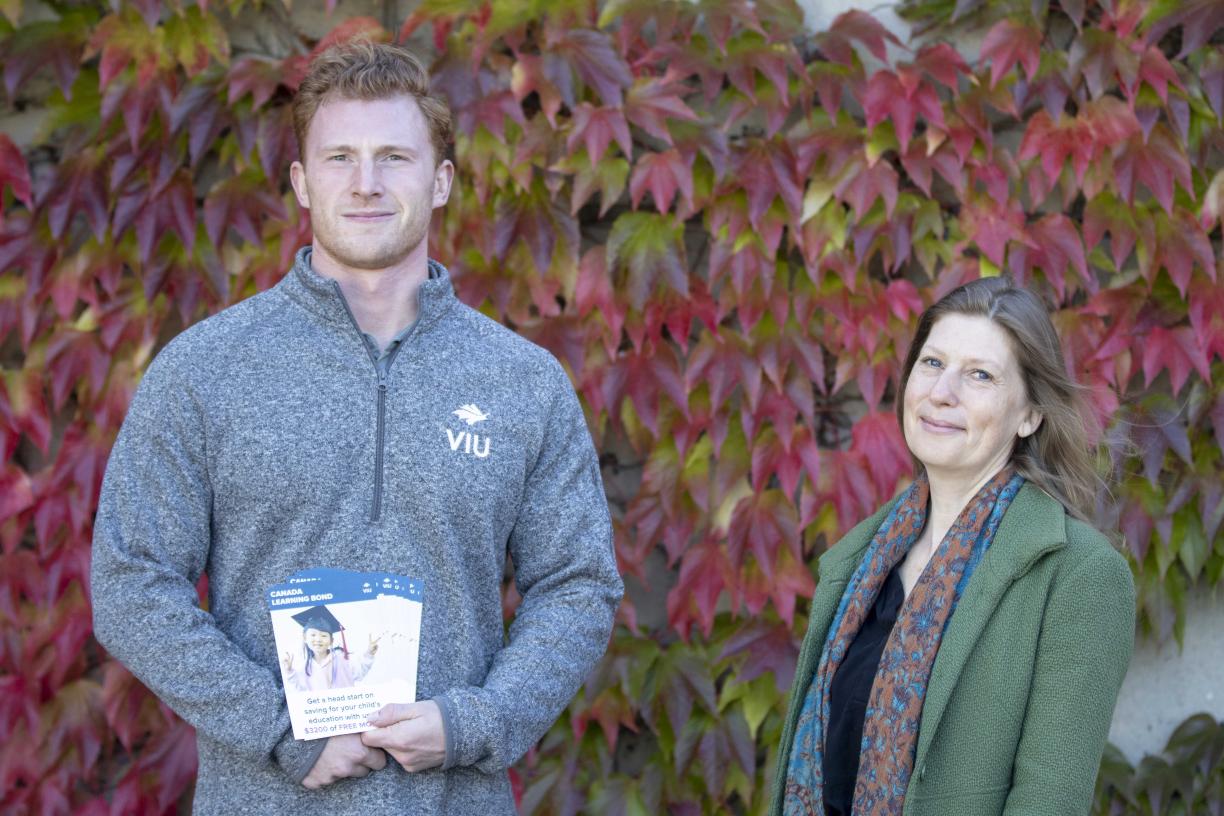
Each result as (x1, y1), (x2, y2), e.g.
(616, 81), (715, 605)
(292, 40), (453, 165)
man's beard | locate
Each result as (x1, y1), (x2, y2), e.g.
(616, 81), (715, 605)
(315, 218), (429, 270)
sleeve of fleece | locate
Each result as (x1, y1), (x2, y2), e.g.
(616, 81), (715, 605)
(433, 360), (623, 773)
(1001, 542), (1136, 815)
(90, 348), (324, 783)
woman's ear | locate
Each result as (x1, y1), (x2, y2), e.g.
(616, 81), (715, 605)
(1018, 410), (1043, 439)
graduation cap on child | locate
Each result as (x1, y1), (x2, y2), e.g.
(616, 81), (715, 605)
(291, 605), (349, 658)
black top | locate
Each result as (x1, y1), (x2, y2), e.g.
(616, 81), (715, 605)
(822, 566), (906, 816)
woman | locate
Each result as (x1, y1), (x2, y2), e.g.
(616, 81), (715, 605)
(281, 605), (380, 693)
(771, 277), (1135, 816)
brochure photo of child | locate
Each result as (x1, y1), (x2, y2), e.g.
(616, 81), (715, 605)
(280, 605), (377, 693)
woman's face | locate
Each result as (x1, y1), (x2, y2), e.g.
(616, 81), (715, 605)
(902, 314), (1041, 487)
(304, 627), (333, 656)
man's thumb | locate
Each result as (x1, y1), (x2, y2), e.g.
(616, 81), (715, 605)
(367, 702), (417, 727)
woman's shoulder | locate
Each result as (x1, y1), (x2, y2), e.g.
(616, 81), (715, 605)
(1059, 514), (1133, 588)
(1009, 483), (1130, 577)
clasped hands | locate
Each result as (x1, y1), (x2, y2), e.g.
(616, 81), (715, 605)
(301, 700), (445, 790)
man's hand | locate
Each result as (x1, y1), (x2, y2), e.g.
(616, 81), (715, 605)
(360, 700), (446, 773)
(301, 733), (386, 790)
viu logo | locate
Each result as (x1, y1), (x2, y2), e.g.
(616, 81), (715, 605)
(446, 404), (491, 459)
(446, 428), (491, 459)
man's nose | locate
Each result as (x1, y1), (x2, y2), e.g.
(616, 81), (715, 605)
(353, 157), (383, 197)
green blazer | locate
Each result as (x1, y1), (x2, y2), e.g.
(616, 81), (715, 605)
(769, 482), (1136, 816)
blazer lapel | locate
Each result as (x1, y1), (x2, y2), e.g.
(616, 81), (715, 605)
(809, 501), (896, 643)
(792, 501), (896, 702)
(914, 483), (1068, 766)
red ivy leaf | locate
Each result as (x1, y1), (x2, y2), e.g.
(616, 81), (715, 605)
(913, 42), (970, 88)
(567, 104), (633, 166)
(624, 73), (700, 145)
(733, 140), (802, 227)
(1138, 45), (1183, 104)
(606, 211), (688, 311)
(0, 464), (33, 525)
(1143, 0), (1224, 59)
(1019, 98), (1140, 187)
(1188, 277), (1224, 361)
(1077, 28), (1140, 99)
(667, 541), (731, 639)
(836, 158), (898, 220)
(1114, 127), (1193, 214)
(1141, 326), (1212, 393)
(1024, 214), (1087, 300)
(227, 56), (283, 110)
(823, 450), (876, 534)
(883, 279), (924, 321)
(0, 134), (32, 211)
(718, 621), (800, 691)
(510, 54), (569, 126)
(629, 149), (693, 213)
(864, 72), (913, 152)
(549, 29), (632, 108)
(851, 411), (911, 498)
(821, 9), (904, 64)
(1157, 212), (1214, 298)
(962, 198), (1029, 266)
(1083, 194), (1138, 270)
(980, 19), (1042, 88)
(749, 430), (796, 495)
(1199, 50), (1224, 121)
(3, 368), (51, 455)
(492, 191), (572, 274)
(685, 334), (744, 412)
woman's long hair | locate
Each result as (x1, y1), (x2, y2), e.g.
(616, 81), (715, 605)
(895, 276), (1100, 519)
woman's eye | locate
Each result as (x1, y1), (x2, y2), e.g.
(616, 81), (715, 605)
(920, 356), (942, 369)
(971, 369), (994, 382)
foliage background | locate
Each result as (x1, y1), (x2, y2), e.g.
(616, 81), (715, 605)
(0, 0), (1222, 812)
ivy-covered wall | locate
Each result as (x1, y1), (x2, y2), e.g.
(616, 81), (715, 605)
(1, 0), (1222, 813)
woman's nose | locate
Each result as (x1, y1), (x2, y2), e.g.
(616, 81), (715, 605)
(929, 368), (959, 404)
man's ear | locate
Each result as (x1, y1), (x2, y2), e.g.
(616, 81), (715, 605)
(290, 160), (310, 209)
(432, 159), (454, 208)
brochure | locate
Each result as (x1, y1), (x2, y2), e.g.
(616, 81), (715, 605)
(266, 568), (423, 741)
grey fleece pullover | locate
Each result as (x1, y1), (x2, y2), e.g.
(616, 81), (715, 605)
(91, 248), (623, 815)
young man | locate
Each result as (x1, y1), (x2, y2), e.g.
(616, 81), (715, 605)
(91, 41), (622, 814)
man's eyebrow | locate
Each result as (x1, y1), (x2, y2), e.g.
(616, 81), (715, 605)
(316, 144), (421, 155)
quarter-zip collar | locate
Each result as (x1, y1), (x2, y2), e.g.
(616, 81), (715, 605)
(279, 246), (457, 340)
(278, 246), (457, 523)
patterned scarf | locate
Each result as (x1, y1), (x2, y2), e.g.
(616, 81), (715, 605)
(783, 468), (1024, 816)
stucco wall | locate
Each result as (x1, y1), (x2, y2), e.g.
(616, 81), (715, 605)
(1110, 586), (1224, 762)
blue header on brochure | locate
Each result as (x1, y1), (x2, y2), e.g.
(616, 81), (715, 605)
(267, 567), (424, 610)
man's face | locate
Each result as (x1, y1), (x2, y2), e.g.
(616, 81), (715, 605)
(290, 95), (454, 272)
